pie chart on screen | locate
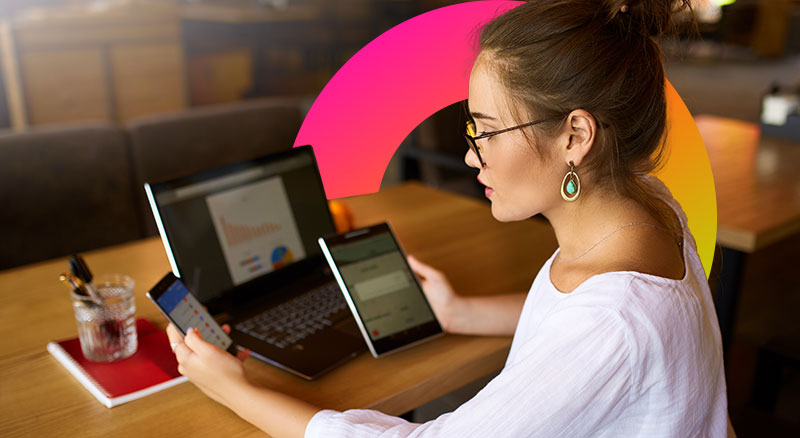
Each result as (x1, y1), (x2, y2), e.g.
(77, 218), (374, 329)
(271, 245), (294, 269)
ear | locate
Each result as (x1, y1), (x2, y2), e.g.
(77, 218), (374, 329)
(559, 109), (597, 168)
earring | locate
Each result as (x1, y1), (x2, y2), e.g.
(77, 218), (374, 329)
(561, 160), (581, 202)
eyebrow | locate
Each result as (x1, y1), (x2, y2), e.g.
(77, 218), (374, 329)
(470, 112), (498, 121)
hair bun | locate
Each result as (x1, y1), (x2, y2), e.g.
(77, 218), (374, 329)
(603, 0), (692, 38)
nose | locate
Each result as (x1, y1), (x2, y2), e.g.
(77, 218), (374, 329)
(465, 147), (481, 169)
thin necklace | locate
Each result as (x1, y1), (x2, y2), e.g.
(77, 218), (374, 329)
(555, 222), (679, 263)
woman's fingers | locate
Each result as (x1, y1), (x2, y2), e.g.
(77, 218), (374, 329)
(407, 255), (441, 280)
(215, 325), (249, 361)
(236, 348), (251, 362)
(173, 339), (193, 366)
(166, 323), (185, 354)
(184, 327), (216, 356)
(166, 323), (183, 343)
(179, 323), (247, 362)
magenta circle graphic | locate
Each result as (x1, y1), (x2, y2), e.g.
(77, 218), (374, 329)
(294, 1), (521, 199)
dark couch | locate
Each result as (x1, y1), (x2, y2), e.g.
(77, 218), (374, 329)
(0, 97), (305, 270)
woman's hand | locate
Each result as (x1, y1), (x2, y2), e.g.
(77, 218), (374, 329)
(407, 255), (465, 333)
(166, 325), (320, 436)
(166, 323), (251, 408)
(407, 255), (527, 336)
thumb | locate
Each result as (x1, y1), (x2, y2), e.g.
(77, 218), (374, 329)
(183, 328), (215, 354)
(407, 255), (440, 279)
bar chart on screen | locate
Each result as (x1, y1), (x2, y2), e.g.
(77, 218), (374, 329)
(219, 216), (283, 247)
(205, 176), (305, 285)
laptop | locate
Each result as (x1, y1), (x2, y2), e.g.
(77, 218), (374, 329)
(144, 145), (366, 380)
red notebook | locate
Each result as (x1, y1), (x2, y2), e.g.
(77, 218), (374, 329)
(47, 318), (188, 408)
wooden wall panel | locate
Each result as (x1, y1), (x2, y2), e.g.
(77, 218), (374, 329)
(20, 48), (109, 125)
(187, 47), (253, 106)
(111, 42), (187, 122)
(10, 3), (185, 127)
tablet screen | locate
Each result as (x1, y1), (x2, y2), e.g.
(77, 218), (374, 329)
(320, 223), (442, 356)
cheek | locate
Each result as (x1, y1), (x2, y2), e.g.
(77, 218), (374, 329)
(492, 146), (555, 220)
(492, 144), (563, 222)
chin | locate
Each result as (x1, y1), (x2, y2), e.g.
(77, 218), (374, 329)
(490, 202), (532, 223)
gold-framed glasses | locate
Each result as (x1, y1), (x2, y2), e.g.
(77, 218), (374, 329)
(464, 118), (549, 169)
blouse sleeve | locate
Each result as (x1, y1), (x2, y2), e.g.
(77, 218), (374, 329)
(305, 305), (635, 438)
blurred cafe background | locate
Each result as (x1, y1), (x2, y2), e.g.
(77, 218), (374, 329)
(0, 1), (799, 436)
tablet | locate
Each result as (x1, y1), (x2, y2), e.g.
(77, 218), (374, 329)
(318, 222), (443, 357)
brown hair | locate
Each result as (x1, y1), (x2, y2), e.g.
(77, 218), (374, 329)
(478, 0), (693, 237)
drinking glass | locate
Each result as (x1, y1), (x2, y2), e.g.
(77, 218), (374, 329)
(70, 274), (137, 362)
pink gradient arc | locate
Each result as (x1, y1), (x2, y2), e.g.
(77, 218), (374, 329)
(294, 1), (521, 200)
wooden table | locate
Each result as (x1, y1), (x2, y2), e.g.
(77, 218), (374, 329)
(695, 115), (800, 351)
(0, 182), (557, 437)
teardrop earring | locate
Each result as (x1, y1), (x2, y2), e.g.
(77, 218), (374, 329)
(561, 160), (581, 202)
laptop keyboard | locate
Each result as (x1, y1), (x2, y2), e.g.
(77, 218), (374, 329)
(235, 282), (348, 349)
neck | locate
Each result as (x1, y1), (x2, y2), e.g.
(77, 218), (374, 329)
(543, 187), (651, 260)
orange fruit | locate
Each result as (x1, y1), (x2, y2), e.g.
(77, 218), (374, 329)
(328, 200), (353, 233)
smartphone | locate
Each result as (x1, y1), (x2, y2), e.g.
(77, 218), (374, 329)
(318, 222), (443, 358)
(146, 272), (238, 355)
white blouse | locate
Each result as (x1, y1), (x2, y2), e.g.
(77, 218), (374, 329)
(305, 178), (733, 437)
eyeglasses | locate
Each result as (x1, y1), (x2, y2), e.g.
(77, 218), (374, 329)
(464, 118), (549, 169)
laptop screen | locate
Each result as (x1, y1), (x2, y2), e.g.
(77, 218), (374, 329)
(145, 146), (335, 303)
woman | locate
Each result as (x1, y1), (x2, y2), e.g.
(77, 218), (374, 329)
(167, 0), (733, 436)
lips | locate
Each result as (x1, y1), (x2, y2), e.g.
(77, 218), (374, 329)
(478, 177), (493, 198)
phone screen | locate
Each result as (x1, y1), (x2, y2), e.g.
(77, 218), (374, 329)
(325, 229), (436, 341)
(154, 278), (233, 351)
